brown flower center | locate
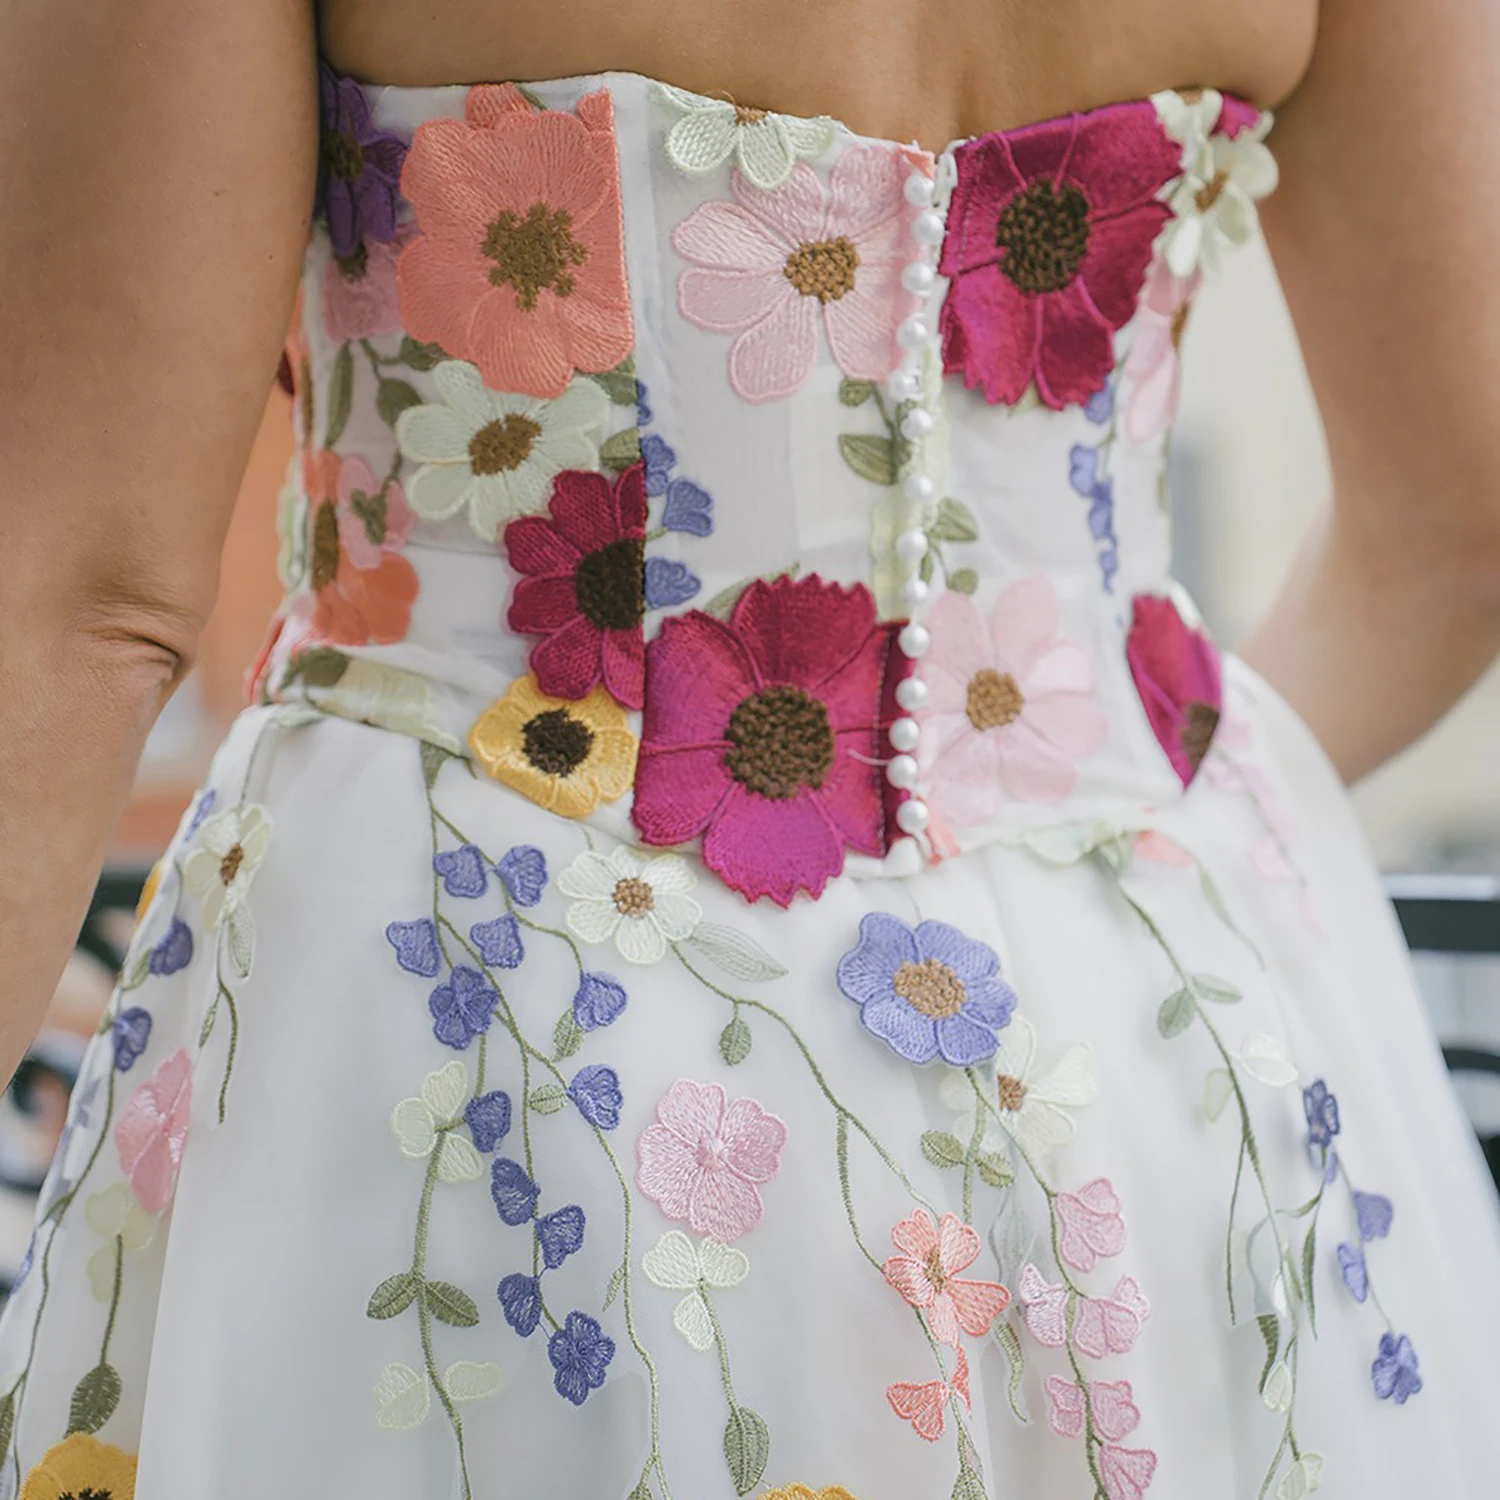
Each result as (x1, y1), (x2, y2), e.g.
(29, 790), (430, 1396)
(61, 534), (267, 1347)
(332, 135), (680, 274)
(996, 180), (1092, 295)
(334, 244), (369, 282)
(323, 131), (365, 182)
(966, 669), (1025, 732)
(310, 500), (341, 592)
(997, 1073), (1027, 1112)
(298, 356), (314, 442)
(522, 708), (596, 777)
(783, 236), (860, 302)
(1180, 700), (1221, 772)
(59, 1490), (114, 1500)
(1194, 168), (1230, 214)
(733, 103), (769, 125)
(1171, 302), (1193, 351)
(469, 414), (543, 476)
(613, 876), (656, 917)
(924, 1247), (949, 1291)
(219, 844), (245, 887)
(482, 203), (589, 311)
(893, 958), (968, 1020)
(349, 488), (388, 546)
(574, 538), (645, 631)
(724, 685), (835, 800)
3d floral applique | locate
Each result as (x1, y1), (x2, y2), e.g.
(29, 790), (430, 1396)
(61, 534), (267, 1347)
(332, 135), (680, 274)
(113, 1049), (192, 1216)
(642, 1228), (751, 1351)
(887, 1344), (972, 1442)
(391, 1061), (486, 1182)
(549, 1311), (617, 1405)
(83, 1182), (157, 1303)
(883, 1208), (1011, 1347)
(1126, 593), (1222, 787)
(19, 1435), (138, 1500)
(398, 84), (635, 398)
(182, 804), (273, 976)
(1124, 260), (1201, 444)
(1371, 1333), (1422, 1405)
(396, 360), (609, 541)
(760, 1489), (860, 1500)
(558, 847), (702, 964)
(316, 61), (408, 260)
(657, 83), (838, 190)
(1055, 1178), (1128, 1273)
(336, 453), (417, 568)
(672, 143), (924, 402)
(428, 967), (500, 1051)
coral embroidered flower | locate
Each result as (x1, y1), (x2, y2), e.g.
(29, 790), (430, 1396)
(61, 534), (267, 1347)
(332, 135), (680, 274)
(336, 455), (417, 570)
(396, 360), (608, 541)
(636, 1079), (787, 1242)
(882, 1208), (1011, 1347)
(469, 672), (638, 818)
(633, 574), (893, 905)
(837, 913), (1018, 1067)
(548, 1310), (616, 1405)
(1372, 1332), (1423, 1404)
(558, 847), (702, 964)
(20, 1435), (138, 1500)
(938, 103), (1181, 409)
(642, 1228), (751, 1351)
(1126, 593), (1223, 787)
(322, 225), (412, 343)
(398, 85), (634, 399)
(919, 577), (1108, 823)
(391, 1060), (485, 1182)
(84, 1182), (156, 1302)
(504, 463), (648, 707)
(673, 143), (923, 402)
(1055, 1177), (1128, 1273)
(182, 804), (272, 975)
(1123, 260), (1201, 444)
(317, 61), (408, 259)
(887, 1346), (972, 1442)
(113, 1048), (192, 1215)
(658, 84), (838, 191)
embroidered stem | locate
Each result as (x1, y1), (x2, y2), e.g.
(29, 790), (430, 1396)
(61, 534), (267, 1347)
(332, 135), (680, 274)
(215, 978), (240, 1126)
(962, 1103), (984, 1226)
(701, 1285), (739, 1408)
(99, 1237), (124, 1366)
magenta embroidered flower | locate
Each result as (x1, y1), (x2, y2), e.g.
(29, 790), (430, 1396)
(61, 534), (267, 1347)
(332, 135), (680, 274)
(919, 576), (1108, 823)
(1046, 1376), (1142, 1442)
(113, 1048), (192, 1214)
(337, 455), (417, 571)
(1055, 1177), (1128, 1273)
(632, 574), (894, 905)
(938, 104), (1181, 409)
(504, 463), (647, 709)
(322, 226), (412, 344)
(635, 1079), (787, 1242)
(1123, 260), (1201, 443)
(882, 1208), (1011, 1348)
(672, 143), (924, 402)
(1126, 594), (1223, 787)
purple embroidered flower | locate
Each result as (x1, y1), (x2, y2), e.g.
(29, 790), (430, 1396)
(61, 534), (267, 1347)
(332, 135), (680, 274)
(536, 1205), (587, 1269)
(1336, 1242), (1369, 1303)
(186, 788), (217, 838)
(435, 844), (488, 899)
(1083, 382), (1115, 425)
(316, 60), (407, 259)
(471, 914), (524, 970)
(661, 479), (714, 537)
(386, 919), (441, 978)
(574, 972), (628, 1030)
(498, 1272), (542, 1336)
(549, 1311), (616, 1405)
(568, 1065), (623, 1130)
(1303, 1079), (1341, 1150)
(1354, 1191), (1394, 1242)
(837, 913), (1017, 1067)
(112, 1008), (153, 1072)
(1372, 1333), (1422, 1404)
(147, 918), (194, 978)
(644, 558), (701, 609)
(635, 380), (653, 427)
(1069, 444), (1119, 593)
(491, 1158), (541, 1225)
(466, 1090), (513, 1153)
(496, 845), (548, 907)
(641, 433), (677, 495)
(429, 966), (498, 1050)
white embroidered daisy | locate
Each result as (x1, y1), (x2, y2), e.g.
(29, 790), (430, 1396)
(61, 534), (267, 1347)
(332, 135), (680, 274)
(84, 1182), (156, 1302)
(657, 84), (838, 191)
(642, 1228), (750, 1351)
(390, 1060), (484, 1184)
(183, 804), (272, 976)
(394, 359), (609, 541)
(558, 847), (702, 965)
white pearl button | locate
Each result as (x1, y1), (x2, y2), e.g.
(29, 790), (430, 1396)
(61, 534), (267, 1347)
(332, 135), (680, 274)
(896, 798), (931, 835)
(895, 529), (928, 563)
(904, 172), (936, 206)
(901, 261), (936, 295)
(896, 316), (928, 349)
(889, 716), (921, 752)
(913, 210), (945, 245)
(898, 622), (931, 657)
(886, 754), (920, 790)
(902, 472), (936, 503)
(900, 407), (935, 439)
(902, 577), (929, 608)
(895, 675), (929, 712)
(885, 369), (921, 403)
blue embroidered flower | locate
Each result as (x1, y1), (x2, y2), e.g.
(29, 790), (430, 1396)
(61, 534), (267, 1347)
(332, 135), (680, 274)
(434, 844), (488, 898)
(574, 972), (628, 1031)
(635, 379), (653, 427)
(1303, 1079), (1340, 1149)
(548, 1311), (615, 1405)
(1083, 381), (1114, 425)
(1372, 1332), (1422, 1404)
(498, 1272), (543, 1336)
(1354, 1190), (1393, 1242)
(536, 1205), (587, 1269)
(640, 433), (677, 495)
(466, 1090), (513, 1153)
(12, 1236), (34, 1294)
(386, 919), (442, 978)
(1068, 442), (1119, 594)
(112, 1008), (153, 1072)
(644, 557), (702, 609)
(568, 1065), (623, 1130)
(1336, 1242), (1368, 1303)
(836, 913), (1017, 1067)
(147, 918), (194, 978)
(496, 845), (548, 907)
(661, 478), (714, 536)
(491, 1158), (541, 1225)
(471, 914), (524, 970)
(186, 788), (217, 838)
(429, 966), (498, 1050)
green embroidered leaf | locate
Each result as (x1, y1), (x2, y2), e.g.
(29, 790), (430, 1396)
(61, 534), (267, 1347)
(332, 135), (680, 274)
(296, 647), (351, 688)
(686, 923), (788, 983)
(838, 433), (897, 485)
(1157, 987), (1197, 1039)
(719, 1016), (752, 1067)
(947, 567), (979, 595)
(920, 1131), (967, 1170)
(125, 949), (152, 991)
(603, 1264), (625, 1312)
(376, 378), (423, 428)
(1301, 1221), (1318, 1335)
(0, 1388), (13, 1460)
(529, 1084), (568, 1115)
(838, 377), (876, 407)
(723, 1405), (770, 1496)
(1194, 973), (1243, 1004)
(1288, 1190), (1324, 1219)
(553, 1011), (584, 1060)
(421, 739), (463, 791)
(918, 548), (935, 584)
(993, 1320), (1029, 1425)
(324, 342), (354, 448)
(1256, 1313), (1281, 1394)
(701, 564), (800, 621)
(951, 1463), (988, 1500)
(1282, 1248), (1304, 1306)
(977, 1150), (1015, 1189)
(67, 1362), (122, 1436)
(628, 1480), (654, 1500)
(198, 999), (219, 1047)
(600, 426), (643, 471)
(424, 1280), (481, 1328)
(367, 1271), (419, 1320)
(397, 335), (446, 371)
(930, 497), (980, 544)
(587, 357), (639, 405)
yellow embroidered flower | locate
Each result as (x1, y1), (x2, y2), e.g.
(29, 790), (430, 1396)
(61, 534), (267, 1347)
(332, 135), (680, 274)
(761, 1488), (859, 1500)
(21, 1434), (137, 1500)
(469, 674), (637, 818)
(132, 859), (163, 926)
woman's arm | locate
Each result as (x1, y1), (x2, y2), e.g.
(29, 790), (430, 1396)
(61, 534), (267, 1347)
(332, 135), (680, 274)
(0, 1), (316, 1078)
(1247, 0), (1500, 783)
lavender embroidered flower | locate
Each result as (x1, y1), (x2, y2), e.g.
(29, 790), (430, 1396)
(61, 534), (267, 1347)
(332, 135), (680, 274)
(491, 1158), (541, 1225)
(1354, 1191), (1394, 1242)
(471, 914), (524, 970)
(837, 913), (1018, 1067)
(1372, 1332), (1423, 1404)
(574, 972), (628, 1030)
(316, 60), (407, 259)
(1336, 1242), (1369, 1303)
(1068, 444), (1119, 593)
(499, 1272), (542, 1336)
(1303, 1079), (1341, 1150)
(640, 428), (715, 535)
(147, 918), (194, 978)
(644, 558), (702, 609)
(429, 966), (498, 1050)
(641, 434), (677, 494)
(568, 1065), (623, 1130)
(497, 845), (548, 907)
(112, 1008), (153, 1072)
(386, 918), (442, 978)
(435, 844), (489, 899)
(466, 1090), (513, 1153)
(186, 788), (217, 838)
(536, 1205), (587, 1269)
(549, 1311), (616, 1405)
(1083, 382), (1115, 425)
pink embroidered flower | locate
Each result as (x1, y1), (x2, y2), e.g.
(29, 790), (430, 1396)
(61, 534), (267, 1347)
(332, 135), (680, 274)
(887, 1346), (971, 1442)
(919, 576), (1108, 822)
(1133, 829), (1191, 866)
(939, 104), (1181, 409)
(632, 574), (894, 905)
(1100, 1444), (1159, 1500)
(1017, 1262), (1069, 1347)
(1124, 260), (1201, 443)
(504, 463), (647, 709)
(882, 1209), (1011, 1348)
(337, 455), (417, 570)
(1126, 594), (1222, 788)
(398, 85), (634, 399)
(672, 143), (924, 403)
(1074, 1276), (1151, 1359)
(1055, 1177), (1128, 1273)
(1046, 1376), (1142, 1442)
(322, 226), (412, 344)
(114, 1049), (192, 1214)
(635, 1080), (787, 1242)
